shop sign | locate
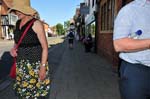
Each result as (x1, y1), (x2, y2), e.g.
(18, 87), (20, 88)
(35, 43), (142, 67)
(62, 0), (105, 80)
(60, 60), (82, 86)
(85, 14), (95, 25)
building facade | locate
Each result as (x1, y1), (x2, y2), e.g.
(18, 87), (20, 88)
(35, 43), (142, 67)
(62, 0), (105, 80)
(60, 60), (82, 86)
(0, 0), (48, 40)
(84, 0), (97, 32)
(84, 0), (97, 46)
(96, 0), (133, 70)
(74, 0), (133, 70)
(0, 0), (13, 39)
(0, 0), (17, 40)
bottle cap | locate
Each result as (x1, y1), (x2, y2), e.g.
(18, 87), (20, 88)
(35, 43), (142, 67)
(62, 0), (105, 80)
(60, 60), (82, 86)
(136, 30), (142, 35)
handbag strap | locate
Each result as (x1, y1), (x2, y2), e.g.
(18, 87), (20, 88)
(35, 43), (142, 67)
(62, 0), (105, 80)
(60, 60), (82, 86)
(15, 19), (36, 49)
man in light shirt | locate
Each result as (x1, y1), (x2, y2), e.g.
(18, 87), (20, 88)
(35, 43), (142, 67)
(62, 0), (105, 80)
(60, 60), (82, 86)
(113, 0), (150, 99)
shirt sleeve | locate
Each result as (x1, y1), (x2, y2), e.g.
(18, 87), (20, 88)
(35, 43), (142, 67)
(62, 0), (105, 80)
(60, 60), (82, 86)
(113, 6), (133, 40)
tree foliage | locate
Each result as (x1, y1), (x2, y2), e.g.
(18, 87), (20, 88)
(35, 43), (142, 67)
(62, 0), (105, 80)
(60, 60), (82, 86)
(64, 20), (70, 34)
(56, 23), (64, 35)
(64, 21), (70, 29)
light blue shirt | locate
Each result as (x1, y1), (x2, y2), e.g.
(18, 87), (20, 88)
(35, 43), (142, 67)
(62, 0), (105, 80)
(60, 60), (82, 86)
(113, 0), (150, 66)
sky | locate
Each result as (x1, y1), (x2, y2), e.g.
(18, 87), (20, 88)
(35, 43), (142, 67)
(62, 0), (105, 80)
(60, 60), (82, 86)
(30, 0), (84, 26)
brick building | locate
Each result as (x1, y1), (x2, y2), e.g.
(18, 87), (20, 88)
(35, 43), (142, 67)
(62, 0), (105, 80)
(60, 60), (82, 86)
(96, 0), (133, 70)
(0, 0), (45, 39)
(0, 0), (13, 39)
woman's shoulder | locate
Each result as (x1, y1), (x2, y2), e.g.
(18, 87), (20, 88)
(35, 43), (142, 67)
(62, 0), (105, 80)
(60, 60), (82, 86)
(33, 19), (44, 27)
(32, 18), (45, 34)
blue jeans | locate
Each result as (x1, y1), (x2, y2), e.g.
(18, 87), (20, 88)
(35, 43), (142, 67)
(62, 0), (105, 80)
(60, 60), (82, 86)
(119, 60), (150, 99)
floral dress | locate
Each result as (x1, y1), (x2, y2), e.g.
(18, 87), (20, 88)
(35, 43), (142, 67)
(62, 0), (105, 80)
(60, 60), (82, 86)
(14, 18), (50, 99)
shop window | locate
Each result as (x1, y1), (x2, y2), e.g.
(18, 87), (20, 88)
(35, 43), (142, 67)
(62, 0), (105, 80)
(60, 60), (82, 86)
(100, 0), (115, 31)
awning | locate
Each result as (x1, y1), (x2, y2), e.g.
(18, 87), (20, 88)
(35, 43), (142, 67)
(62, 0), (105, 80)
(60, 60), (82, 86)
(85, 14), (95, 25)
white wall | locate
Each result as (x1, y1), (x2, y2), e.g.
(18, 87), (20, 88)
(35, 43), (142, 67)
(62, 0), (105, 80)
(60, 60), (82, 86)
(84, 0), (97, 25)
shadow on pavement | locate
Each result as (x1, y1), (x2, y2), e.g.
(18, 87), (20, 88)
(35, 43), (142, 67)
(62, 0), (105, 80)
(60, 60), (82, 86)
(48, 40), (66, 80)
(0, 52), (13, 81)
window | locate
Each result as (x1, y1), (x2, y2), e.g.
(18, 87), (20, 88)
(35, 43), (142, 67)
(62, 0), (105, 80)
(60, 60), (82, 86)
(100, 0), (115, 31)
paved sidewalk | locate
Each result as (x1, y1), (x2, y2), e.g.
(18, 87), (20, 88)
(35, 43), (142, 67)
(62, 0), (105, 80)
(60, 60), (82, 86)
(0, 38), (121, 99)
(0, 40), (13, 60)
(0, 37), (66, 99)
(49, 40), (121, 99)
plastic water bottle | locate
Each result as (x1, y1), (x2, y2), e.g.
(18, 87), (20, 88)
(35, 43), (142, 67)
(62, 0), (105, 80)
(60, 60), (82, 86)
(128, 30), (142, 39)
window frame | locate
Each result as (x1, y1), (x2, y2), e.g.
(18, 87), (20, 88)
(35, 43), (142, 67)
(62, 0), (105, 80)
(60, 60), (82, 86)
(100, 0), (115, 31)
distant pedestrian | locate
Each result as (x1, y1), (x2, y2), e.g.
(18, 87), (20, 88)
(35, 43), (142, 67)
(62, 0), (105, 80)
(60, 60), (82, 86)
(113, 0), (150, 99)
(9, 0), (50, 98)
(67, 25), (75, 49)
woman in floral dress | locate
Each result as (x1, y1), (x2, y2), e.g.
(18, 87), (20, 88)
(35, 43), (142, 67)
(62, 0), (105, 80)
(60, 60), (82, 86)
(9, 0), (50, 99)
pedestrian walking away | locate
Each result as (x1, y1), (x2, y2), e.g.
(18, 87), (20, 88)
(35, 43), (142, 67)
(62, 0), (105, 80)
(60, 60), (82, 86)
(9, 0), (51, 98)
(67, 24), (75, 49)
(113, 0), (150, 99)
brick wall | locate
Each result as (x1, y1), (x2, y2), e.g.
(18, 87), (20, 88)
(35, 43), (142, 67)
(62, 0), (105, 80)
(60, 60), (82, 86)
(97, 32), (120, 70)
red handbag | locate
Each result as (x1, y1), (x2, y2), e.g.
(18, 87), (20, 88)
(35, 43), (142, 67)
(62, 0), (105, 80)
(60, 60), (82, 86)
(9, 19), (35, 79)
(9, 58), (16, 79)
